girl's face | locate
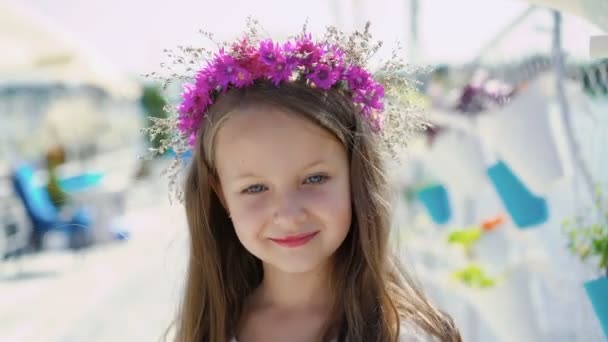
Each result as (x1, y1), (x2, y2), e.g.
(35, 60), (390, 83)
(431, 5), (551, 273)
(213, 106), (352, 274)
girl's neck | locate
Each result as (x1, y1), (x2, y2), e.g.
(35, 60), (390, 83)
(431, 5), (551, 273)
(250, 261), (333, 312)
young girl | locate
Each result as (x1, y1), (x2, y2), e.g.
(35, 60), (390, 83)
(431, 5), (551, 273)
(149, 21), (461, 342)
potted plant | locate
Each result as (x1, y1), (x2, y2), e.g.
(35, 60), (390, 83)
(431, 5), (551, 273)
(563, 192), (608, 338)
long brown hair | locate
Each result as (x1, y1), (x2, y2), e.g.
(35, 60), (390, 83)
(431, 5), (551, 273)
(171, 80), (461, 342)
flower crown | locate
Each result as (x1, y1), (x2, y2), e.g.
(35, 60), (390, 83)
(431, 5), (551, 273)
(143, 19), (428, 202)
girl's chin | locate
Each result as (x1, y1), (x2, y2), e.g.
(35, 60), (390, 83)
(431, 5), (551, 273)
(262, 255), (334, 275)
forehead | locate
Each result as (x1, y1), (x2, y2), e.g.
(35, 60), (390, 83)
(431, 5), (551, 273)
(214, 106), (346, 178)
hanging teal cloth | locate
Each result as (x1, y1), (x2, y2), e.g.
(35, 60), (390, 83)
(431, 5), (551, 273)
(417, 184), (452, 225)
(487, 161), (548, 228)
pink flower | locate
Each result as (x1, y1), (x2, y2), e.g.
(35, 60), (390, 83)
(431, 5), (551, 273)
(307, 63), (340, 90)
(236, 52), (267, 80)
(230, 37), (256, 58)
(296, 34), (322, 66)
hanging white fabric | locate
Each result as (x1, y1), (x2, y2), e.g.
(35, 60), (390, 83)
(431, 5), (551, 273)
(590, 35), (608, 59)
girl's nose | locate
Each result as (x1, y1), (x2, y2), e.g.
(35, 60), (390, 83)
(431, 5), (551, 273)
(272, 191), (308, 228)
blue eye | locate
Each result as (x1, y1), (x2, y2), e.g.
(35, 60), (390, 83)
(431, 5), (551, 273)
(305, 174), (328, 184)
(243, 184), (267, 194)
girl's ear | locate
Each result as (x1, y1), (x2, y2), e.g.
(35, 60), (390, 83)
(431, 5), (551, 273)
(208, 175), (229, 212)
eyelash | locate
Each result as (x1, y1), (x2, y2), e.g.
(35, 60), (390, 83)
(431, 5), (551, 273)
(241, 174), (329, 195)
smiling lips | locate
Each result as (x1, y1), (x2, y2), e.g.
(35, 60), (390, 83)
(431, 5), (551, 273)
(269, 231), (319, 248)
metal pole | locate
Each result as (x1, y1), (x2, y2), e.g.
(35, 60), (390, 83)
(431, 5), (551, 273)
(551, 10), (602, 210)
(409, 0), (419, 63)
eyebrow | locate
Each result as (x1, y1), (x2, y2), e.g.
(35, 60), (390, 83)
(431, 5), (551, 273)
(232, 159), (329, 181)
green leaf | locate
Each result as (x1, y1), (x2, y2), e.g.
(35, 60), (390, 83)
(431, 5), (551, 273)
(451, 265), (497, 288)
(447, 227), (483, 249)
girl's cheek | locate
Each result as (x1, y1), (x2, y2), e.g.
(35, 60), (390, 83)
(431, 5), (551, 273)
(237, 194), (270, 216)
(230, 196), (271, 227)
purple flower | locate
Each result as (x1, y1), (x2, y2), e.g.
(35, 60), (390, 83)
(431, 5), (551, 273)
(233, 68), (253, 87)
(177, 110), (204, 140)
(195, 66), (219, 91)
(282, 41), (300, 66)
(353, 83), (384, 123)
(259, 39), (280, 66)
(307, 63), (339, 90)
(213, 53), (250, 90)
(324, 44), (344, 66)
(177, 33), (388, 143)
(178, 81), (212, 124)
(178, 83), (197, 115)
(187, 132), (197, 147)
(268, 56), (295, 86)
(354, 82), (385, 114)
(177, 114), (195, 134)
(345, 65), (372, 92)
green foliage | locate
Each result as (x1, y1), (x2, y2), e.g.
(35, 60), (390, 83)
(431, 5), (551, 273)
(451, 265), (497, 288)
(46, 167), (69, 209)
(562, 187), (608, 277)
(447, 226), (483, 251)
(140, 85), (170, 152)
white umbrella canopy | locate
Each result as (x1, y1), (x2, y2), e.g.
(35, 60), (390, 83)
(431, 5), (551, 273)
(38, 96), (106, 147)
(522, 0), (608, 32)
(521, 0), (608, 58)
(0, 1), (141, 99)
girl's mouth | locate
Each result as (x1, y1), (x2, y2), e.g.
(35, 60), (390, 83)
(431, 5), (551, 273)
(269, 231), (319, 248)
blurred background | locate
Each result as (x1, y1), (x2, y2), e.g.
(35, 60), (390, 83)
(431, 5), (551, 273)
(1, 0), (607, 341)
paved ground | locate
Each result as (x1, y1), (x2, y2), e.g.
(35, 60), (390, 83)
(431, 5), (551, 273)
(0, 181), (189, 342)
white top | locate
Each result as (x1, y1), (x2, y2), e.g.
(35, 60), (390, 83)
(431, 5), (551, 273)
(230, 320), (438, 341)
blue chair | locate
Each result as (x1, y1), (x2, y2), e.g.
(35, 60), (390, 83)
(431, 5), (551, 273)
(59, 172), (104, 193)
(10, 164), (93, 250)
